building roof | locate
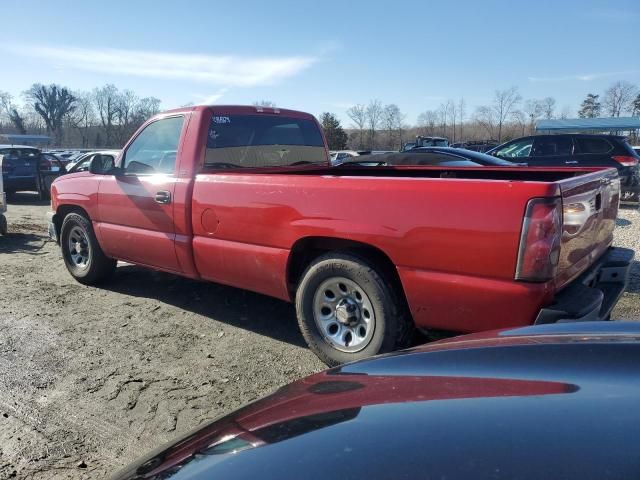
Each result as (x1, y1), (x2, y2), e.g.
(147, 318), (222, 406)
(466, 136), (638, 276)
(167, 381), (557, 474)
(0, 134), (51, 145)
(536, 117), (640, 132)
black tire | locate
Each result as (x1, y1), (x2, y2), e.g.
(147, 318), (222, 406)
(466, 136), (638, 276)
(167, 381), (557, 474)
(295, 252), (412, 366)
(60, 212), (116, 284)
(0, 215), (7, 235)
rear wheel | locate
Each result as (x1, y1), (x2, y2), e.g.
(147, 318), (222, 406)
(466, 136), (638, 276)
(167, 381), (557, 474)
(295, 252), (412, 366)
(0, 215), (7, 235)
(60, 212), (116, 284)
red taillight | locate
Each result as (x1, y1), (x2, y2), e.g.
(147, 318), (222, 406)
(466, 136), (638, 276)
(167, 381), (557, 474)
(39, 158), (53, 171)
(612, 155), (639, 167)
(515, 198), (562, 282)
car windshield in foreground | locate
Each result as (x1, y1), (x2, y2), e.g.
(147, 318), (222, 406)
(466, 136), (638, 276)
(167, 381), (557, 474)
(204, 114), (327, 168)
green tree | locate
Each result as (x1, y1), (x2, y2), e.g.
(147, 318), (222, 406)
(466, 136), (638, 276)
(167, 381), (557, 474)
(578, 93), (601, 118)
(320, 112), (347, 150)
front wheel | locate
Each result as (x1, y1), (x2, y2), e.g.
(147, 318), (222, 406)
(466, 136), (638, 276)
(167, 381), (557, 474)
(295, 252), (412, 366)
(60, 212), (116, 284)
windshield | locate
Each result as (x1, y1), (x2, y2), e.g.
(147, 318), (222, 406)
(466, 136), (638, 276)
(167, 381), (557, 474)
(205, 114), (327, 168)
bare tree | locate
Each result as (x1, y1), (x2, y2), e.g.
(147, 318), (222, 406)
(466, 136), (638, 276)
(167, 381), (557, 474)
(492, 87), (522, 142)
(68, 92), (96, 148)
(438, 102), (449, 138)
(115, 90), (139, 145)
(524, 99), (544, 133)
(0, 91), (24, 133)
(603, 81), (637, 117)
(382, 104), (404, 150)
(511, 110), (527, 137)
(457, 98), (466, 141)
(559, 105), (573, 119)
(365, 100), (383, 149)
(24, 83), (76, 145)
(417, 110), (438, 136)
(541, 97), (556, 119)
(133, 97), (161, 124)
(346, 104), (367, 149)
(93, 84), (120, 147)
(474, 105), (497, 139)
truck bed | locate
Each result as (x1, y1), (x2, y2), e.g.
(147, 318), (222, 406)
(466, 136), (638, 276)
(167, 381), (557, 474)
(189, 165), (619, 332)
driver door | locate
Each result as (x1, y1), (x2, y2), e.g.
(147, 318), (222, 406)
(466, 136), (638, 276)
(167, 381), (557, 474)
(97, 115), (185, 272)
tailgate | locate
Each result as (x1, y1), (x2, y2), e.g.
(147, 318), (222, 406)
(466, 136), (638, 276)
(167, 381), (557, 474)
(2, 155), (37, 178)
(555, 168), (619, 289)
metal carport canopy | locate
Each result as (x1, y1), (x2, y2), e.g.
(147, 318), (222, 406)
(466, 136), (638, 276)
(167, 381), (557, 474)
(536, 117), (640, 131)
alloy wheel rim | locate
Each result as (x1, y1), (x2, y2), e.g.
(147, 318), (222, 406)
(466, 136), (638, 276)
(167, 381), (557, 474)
(313, 277), (376, 353)
(67, 226), (91, 269)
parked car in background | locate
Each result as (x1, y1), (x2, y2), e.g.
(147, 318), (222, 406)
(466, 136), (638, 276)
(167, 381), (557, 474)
(330, 150), (371, 165)
(64, 150), (120, 174)
(0, 145), (63, 199)
(47, 105), (632, 366)
(112, 321), (640, 480)
(451, 140), (499, 153)
(488, 134), (640, 202)
(367, 147), (520, 167)
(401, 136), (449, 151)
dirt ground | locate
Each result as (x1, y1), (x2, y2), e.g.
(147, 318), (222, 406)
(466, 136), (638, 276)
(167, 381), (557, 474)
(0, 193), (638, 479)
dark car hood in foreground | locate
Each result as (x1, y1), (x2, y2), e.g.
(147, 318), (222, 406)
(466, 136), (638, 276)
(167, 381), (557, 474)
(112, 322), (640, 479)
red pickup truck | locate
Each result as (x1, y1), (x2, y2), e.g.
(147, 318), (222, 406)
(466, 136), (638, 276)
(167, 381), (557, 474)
(47, 105), (633, 365)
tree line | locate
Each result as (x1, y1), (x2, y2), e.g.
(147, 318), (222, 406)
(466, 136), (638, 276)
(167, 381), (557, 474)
(0, 84), (161, 148)
(321, 80), (640, 151)
(2, 80), (639, 151)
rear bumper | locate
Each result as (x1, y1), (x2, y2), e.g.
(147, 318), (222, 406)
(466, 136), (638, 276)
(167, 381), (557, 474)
(535, 247), (634, 324)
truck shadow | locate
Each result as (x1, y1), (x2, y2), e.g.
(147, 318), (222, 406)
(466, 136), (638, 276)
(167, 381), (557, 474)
(0, 232), (49, 255)
(104, 264), (307, 348)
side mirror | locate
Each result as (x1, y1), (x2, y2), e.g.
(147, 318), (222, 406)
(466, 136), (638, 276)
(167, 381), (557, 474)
(89, 154), (120, 175)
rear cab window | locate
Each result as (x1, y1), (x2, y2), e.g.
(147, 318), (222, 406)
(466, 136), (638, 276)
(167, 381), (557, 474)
(205, 114), (327, 168)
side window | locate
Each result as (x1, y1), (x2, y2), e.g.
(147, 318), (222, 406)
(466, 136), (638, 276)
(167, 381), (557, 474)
(75, 155), (94, 172)
(494, 139), (533, 158)
(532, 137), (573, 156)
(575, 137), (613, 154)
(123, 116), (184, 174)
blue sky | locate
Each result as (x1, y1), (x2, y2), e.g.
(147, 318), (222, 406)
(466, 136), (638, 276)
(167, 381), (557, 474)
(2, 0), (638, 124)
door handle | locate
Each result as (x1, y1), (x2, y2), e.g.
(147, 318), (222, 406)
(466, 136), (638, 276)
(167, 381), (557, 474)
(565, 160), (579, 165)
(155, 190), (171, 204)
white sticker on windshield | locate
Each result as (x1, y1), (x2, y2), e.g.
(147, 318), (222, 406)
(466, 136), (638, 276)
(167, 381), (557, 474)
(213, 116), (231, 124)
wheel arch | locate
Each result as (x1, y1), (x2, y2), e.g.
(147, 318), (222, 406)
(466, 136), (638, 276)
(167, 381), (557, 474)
(53, 204), (91, 242)
(286, 236), (411, 318)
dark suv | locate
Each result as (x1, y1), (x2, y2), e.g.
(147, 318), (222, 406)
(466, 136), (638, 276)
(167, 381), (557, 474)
(488, 134), (640, 201)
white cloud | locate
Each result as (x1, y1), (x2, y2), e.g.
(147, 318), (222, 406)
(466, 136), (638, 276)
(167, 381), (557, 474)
(528, 71), (639, 83)
(4, 44), (317, 87)
(193, 88), (229, 105)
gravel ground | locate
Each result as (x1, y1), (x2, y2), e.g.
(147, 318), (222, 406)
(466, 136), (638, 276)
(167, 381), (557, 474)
(0, 194), (638, 479)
